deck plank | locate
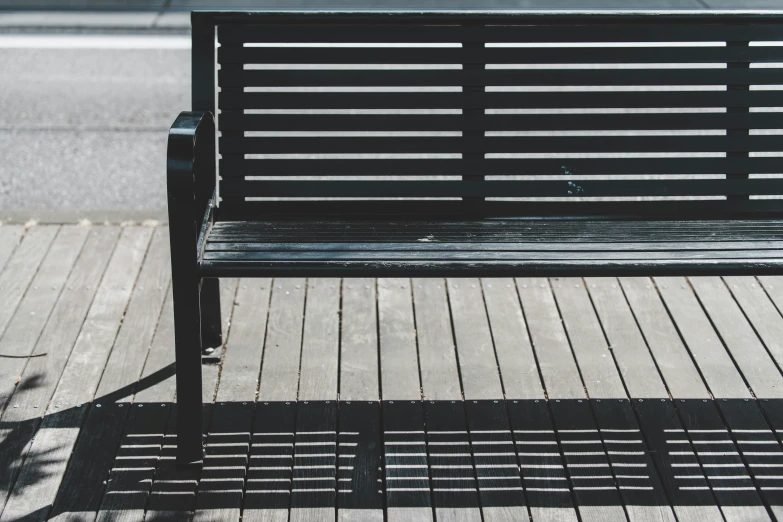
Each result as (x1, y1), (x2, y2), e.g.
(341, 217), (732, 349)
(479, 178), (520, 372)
(683, 277), (783, 518)
(0, 225), (24, 275)
(75, 228), (174, 522)
(0, 228), (151, 522)
(337, 278), (383, 522)
(147, 278), (238, 522)
(518, 278), (628, 522)
(416, 279), (482, 522)
(651, 277), (772, 522)
(0, 227), (119, 517)
(0, 226), (88, 409)
(689, 277), (783, 399)
(378, 278), (433, 522)
(47, 228), (171, 522)
(289, 278), (341, 522)
(724, 276), (783, 377)
(194, 279), (270, 522)
(556, 279), (677, 522)
(448, 278), (528, 522)
(0, 225), (59, 340)
(483, 278), (578, 522)
(586, 277), (722, 522)
(244, 278), (306, 522)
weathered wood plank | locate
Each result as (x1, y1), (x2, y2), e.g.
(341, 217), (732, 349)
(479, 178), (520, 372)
(481, 279), (543, 402)
(586, 277), (722, 522)
(85, 228), (176, 522)
(379, 278), (433, 522)
(245, 278), (306, 522)
(0, 226), (24, 275)
(48, 228), (171, 522)
(619, 279), (710, 400)
(654, 277), (752, 400)
(0, 225), (59, 340)
(447, 278), (528, 522)
(0, 227), (151, 522)
(516, 279), (583, 401)
(675, 400), (771, 522)
(414, 279), (482, 522)
(583, 278), (668, 400)
(256, 279), (306, 403)
(554, 280), (676, 522)
(483, 279), (578, 522)
(338, 279), (383, 522)
(0, 227), (119, 517)
(689, 277), (783, 399)
(0, 226), (89, 408)
(338, 279), (378, 401)
(215, 279), (271, 404)
(718, 399), (783, 520)
(724, 276), (783, 376)
(290, 278), (341, 522)
(518, 278), (627, 522)
(652, 277), (772, 522)
(147, 278), (238, 522)
(195, 279), (269, 522)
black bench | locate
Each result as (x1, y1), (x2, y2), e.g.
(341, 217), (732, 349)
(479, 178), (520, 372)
(167, 10), (783, 467)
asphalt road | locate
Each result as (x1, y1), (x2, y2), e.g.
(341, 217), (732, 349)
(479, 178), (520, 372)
(0, 2), (781, 220)
(0, 34), (189, 219)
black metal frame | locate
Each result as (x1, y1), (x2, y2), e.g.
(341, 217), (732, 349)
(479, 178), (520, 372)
(169, 10), (783, 468)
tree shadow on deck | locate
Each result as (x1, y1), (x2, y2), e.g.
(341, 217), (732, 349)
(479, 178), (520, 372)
(3, 366), (783, 521)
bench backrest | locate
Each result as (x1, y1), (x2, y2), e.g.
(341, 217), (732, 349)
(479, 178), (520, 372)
(196, 12), (783, 219)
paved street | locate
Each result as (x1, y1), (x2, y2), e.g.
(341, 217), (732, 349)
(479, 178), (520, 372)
(0, 1), (781, 220)
(0, 36), (189, 220)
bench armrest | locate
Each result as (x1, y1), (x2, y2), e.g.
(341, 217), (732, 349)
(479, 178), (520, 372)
(167, 111), (216, 262)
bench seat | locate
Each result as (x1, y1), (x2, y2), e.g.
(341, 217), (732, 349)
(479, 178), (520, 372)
(201, 219), (783, 277)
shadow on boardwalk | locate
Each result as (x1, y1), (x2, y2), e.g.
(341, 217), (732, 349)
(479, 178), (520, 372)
(3, 363), (783, 520)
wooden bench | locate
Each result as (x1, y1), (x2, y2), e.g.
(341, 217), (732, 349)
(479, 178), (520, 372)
(167, 10), (783, 467)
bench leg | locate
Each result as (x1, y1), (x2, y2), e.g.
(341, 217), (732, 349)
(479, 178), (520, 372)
(200, 277), (223, 355)
(173, 276), (204, 469)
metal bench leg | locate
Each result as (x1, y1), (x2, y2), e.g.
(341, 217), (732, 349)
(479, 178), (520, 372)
(200, 277), (223, 360)
(173, 275), (204, 469)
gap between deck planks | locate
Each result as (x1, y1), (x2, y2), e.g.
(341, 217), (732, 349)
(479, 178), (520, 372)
(3, 225), (783, 522)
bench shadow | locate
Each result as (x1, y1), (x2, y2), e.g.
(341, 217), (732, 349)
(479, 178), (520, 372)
(5, 371), (783, 521)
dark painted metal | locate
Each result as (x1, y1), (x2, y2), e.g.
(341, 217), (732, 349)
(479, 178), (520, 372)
(169, 11), (783, 468)
(167, 111), (215, 469)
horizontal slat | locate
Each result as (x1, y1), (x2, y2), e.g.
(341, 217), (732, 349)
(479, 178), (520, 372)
(218, 112), (783, 132)
(218, 179), (783, 198)
(220, 68), (783, 87)
(218, 46), (783, 65)
(213, 200), (783, 218)
(203, 249), (783, 261)
(219, 135), (783, 154)
(219, 90), (783, 109)
(206, 240), (783, 252)
(217, 23), (783, 44)
(218, 157), (783, 176)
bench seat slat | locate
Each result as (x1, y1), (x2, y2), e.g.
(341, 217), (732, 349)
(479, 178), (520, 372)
(199, 219), (783, 277)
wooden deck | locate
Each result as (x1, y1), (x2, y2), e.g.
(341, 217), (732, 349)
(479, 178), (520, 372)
(1, 224), (783, 522)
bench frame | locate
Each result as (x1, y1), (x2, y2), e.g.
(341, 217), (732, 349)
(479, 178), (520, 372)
(168, 10), (783, 468)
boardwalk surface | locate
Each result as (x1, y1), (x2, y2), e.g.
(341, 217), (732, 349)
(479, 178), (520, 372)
(2, 223), (783, 522)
